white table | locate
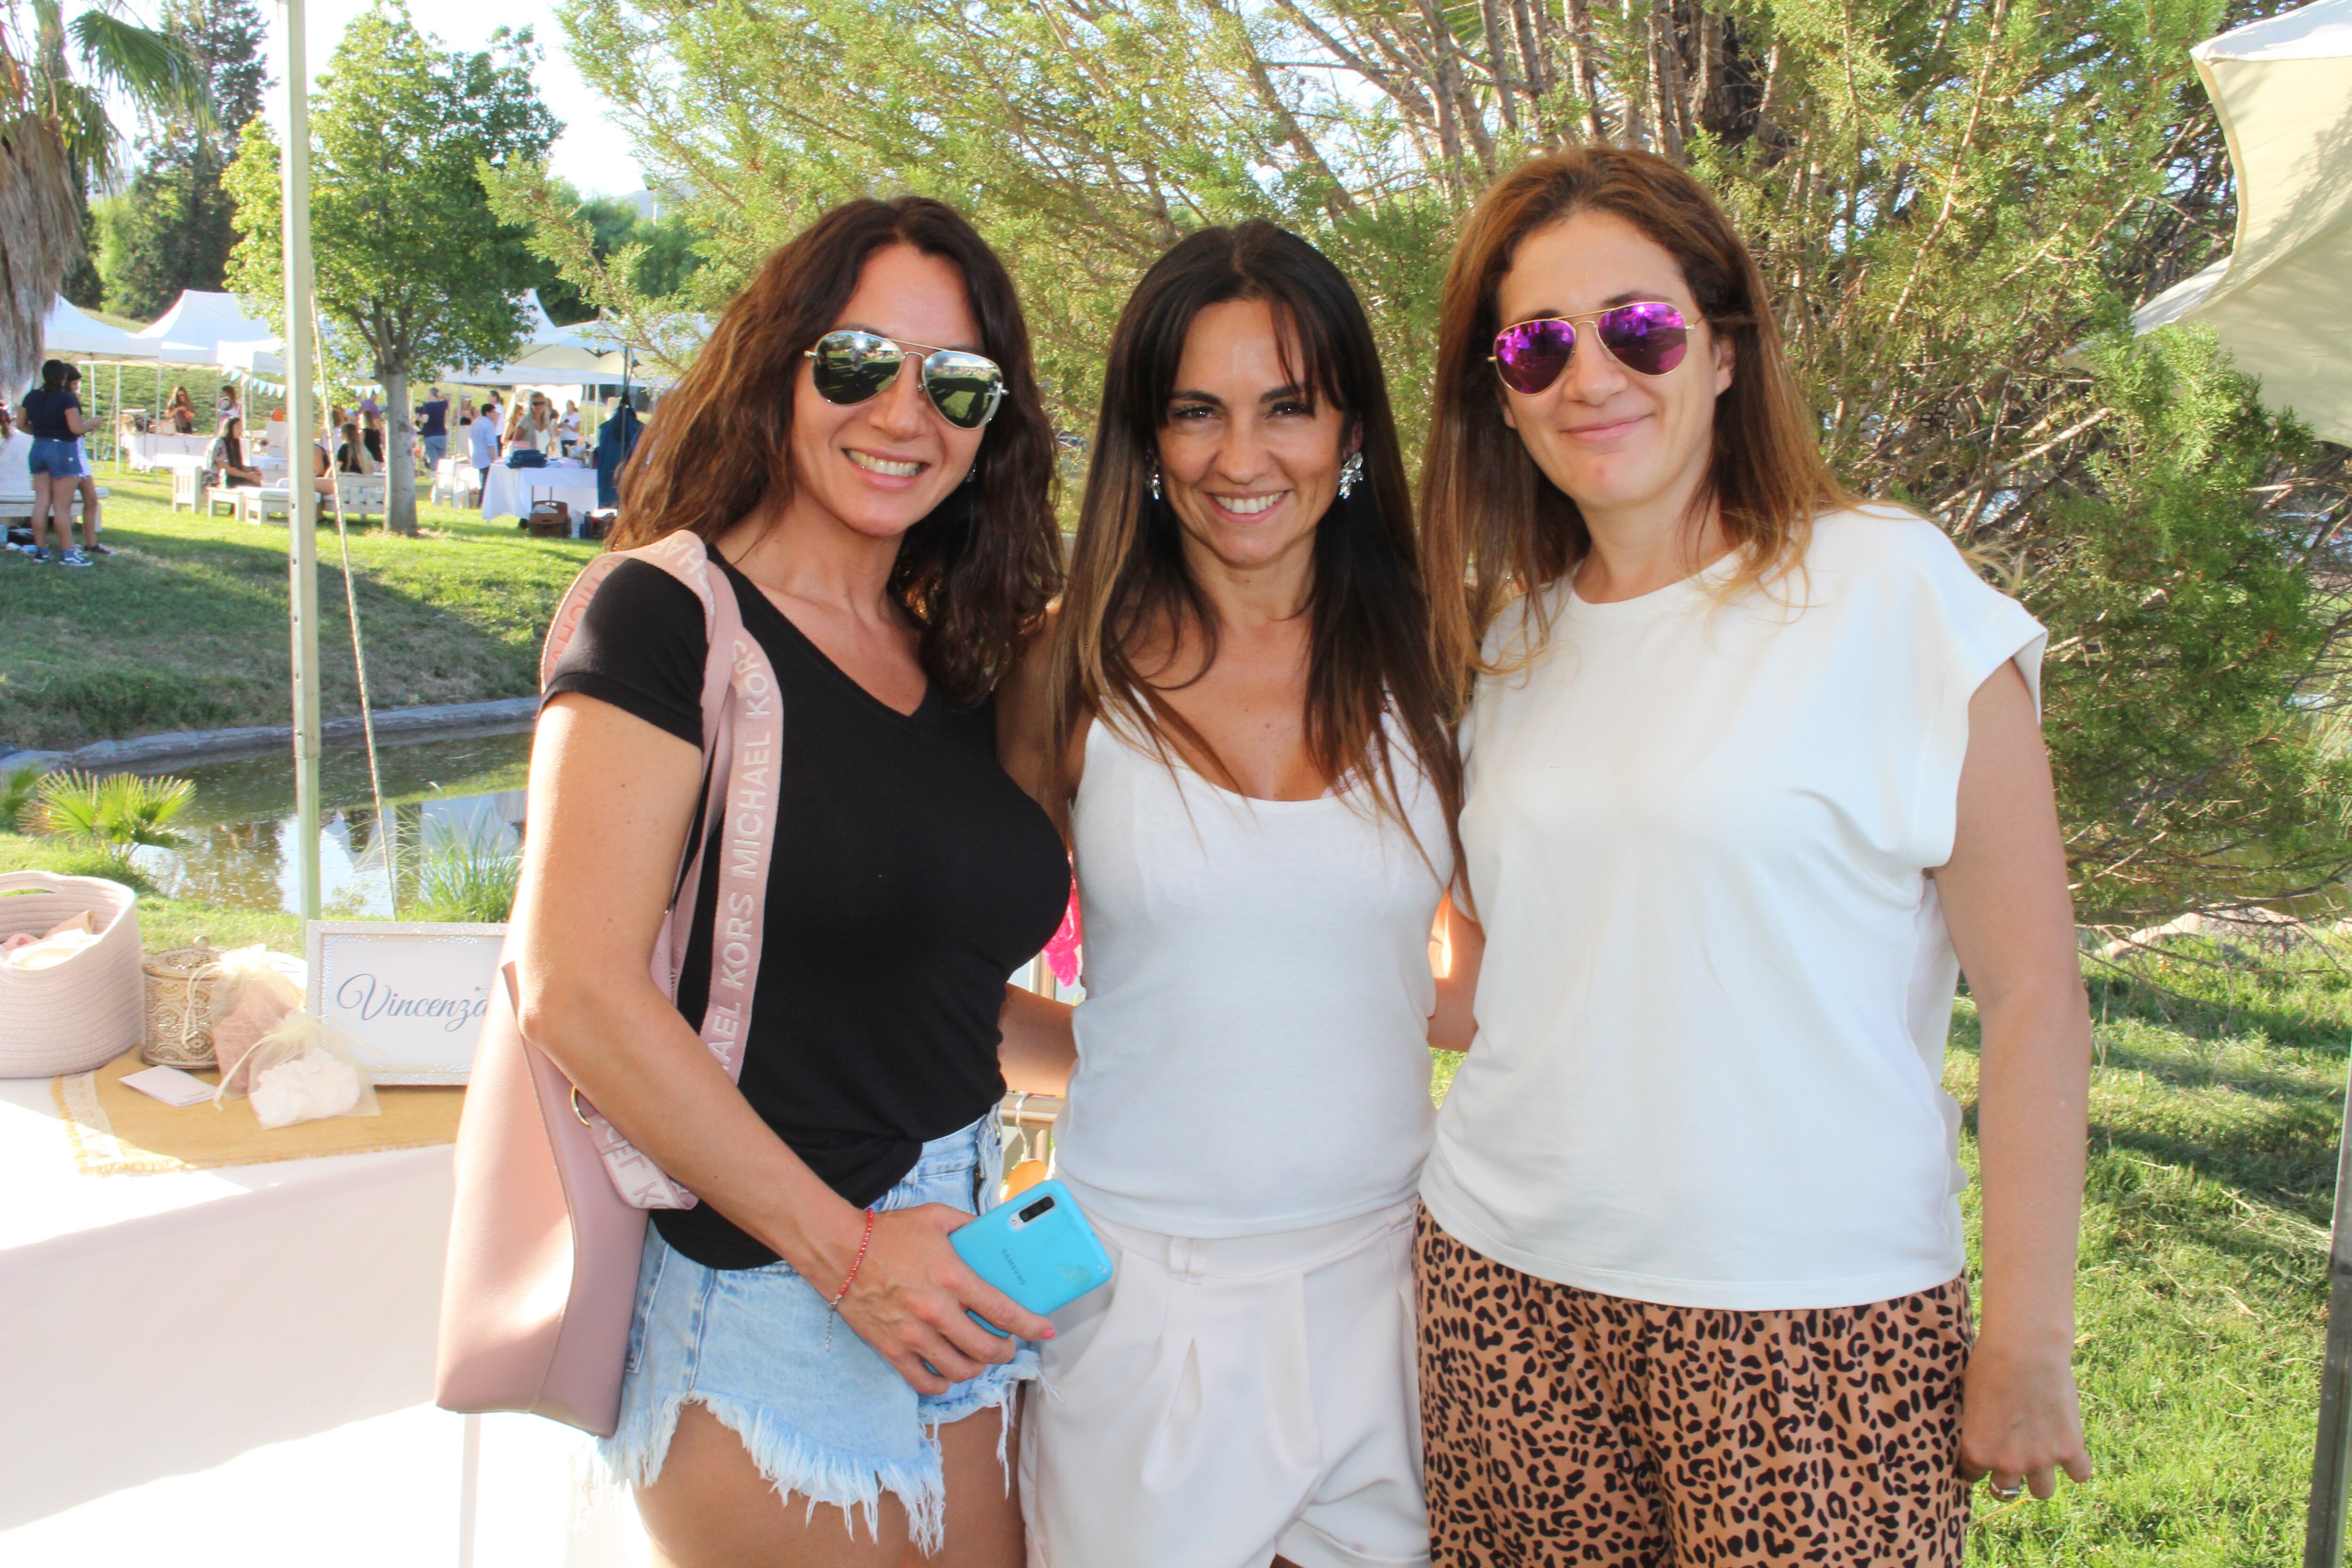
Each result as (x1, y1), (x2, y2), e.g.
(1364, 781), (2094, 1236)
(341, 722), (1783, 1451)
(478, 462), (598, 524)
(0, 1075), (649, 1566)
(126, 432), (212, 471)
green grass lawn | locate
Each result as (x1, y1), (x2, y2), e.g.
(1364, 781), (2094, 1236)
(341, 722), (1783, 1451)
(0, 470), (596, 751)
(0, 828), (300, 950)
(1434, 937), (2347, 1564)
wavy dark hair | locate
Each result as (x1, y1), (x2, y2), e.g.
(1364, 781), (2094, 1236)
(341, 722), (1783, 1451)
(1046, 220), (1461, 862)
(612, 196), (1063, 704)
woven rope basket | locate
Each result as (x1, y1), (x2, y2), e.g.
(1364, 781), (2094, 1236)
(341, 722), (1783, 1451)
(0, 871), (145, 1078)
(142, 941), (226, 1069)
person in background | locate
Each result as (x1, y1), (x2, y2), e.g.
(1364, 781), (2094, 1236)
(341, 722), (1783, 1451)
(417, 386), (451, 472)
(311, 439), (337, 499)
(336, 420), (378, 476)
(72, 434), (109, 557)
(593, 393), (644, 509)
(557, 397), (582, 456)
(481, 394), (507, 456)
(468, 394), (501, 474)
(207, 415), (264, 490)
(21, 359), (94, 566)
(507, 391), (556, 458)
(166, 385), (198, 434)
(215, 382), (243, 428)
(358, 388), (381, 423)
(0, 403), (28, 557)
(361, 408), (385, 467)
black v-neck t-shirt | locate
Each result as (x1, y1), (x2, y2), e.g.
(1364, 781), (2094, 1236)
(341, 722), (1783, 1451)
(543, 545), (1070, 1268)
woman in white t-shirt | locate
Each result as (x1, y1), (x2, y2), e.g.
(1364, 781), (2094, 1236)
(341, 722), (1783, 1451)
(1412, 147), (2094, 1565)
(1000, 222), (1462, 1568)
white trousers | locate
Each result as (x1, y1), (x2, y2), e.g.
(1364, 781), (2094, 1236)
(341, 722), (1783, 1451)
(1018, 1198), (1428, 1568)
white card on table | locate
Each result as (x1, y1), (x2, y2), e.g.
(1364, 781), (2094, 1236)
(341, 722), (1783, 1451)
(119, 1064), (217, 1107)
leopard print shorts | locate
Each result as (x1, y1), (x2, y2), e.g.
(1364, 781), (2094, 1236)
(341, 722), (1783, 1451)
(1416, 1208), (1971, 1567)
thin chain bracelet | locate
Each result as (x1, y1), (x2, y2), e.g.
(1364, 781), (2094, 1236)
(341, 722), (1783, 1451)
(823, 1207), (878, 1352)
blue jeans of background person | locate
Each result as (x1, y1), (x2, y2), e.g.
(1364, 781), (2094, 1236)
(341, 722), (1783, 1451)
(421, 434), (446, 469)
(28, 438), (85, 478)
(597, 1113), (1035, 1555)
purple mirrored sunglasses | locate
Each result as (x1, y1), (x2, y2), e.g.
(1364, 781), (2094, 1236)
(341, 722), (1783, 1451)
(1490, 302), (1690, 392)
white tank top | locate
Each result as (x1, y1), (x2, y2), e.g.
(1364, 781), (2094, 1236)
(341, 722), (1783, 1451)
(1054, 713), (1452, 1238)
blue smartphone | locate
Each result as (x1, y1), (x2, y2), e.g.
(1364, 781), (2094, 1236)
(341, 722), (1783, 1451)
(950, 1179), (1114, 1337)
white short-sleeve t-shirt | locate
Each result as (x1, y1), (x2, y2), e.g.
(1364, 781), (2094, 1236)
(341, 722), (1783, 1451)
(1420, 505), (2047, 1311)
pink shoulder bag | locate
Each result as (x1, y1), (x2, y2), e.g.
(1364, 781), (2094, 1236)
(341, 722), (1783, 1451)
(434, 530), (785, 1435)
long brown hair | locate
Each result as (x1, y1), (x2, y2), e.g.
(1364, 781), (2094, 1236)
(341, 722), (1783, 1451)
(1048, 221), (1461, 858)
(613, 197), (1063, 704)
(1421, 147), (1856, 698)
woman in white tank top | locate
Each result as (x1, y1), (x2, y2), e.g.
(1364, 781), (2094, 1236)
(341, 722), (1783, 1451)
(999, 223), (1464, 1568)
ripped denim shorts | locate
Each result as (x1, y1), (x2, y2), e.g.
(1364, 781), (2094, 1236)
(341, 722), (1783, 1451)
(596, 1113), (1037, 1551)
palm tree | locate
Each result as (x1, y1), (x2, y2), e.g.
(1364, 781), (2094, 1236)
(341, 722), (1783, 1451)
(0, 0), (206, 387)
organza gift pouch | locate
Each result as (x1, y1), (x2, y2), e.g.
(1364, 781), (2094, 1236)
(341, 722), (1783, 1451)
(216, 1013), (382, 1128)
(205, 947), (307, 1092)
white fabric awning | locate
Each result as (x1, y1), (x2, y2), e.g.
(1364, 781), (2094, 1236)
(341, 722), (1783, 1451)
(135, 291), (278, 366)
(41, 298), (150, 361)
(2132, 0), (2352, 444)
(42, 297), (212, 365)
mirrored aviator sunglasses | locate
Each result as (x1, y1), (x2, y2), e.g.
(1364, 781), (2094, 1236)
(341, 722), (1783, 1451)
(804, 329), (1007, 430)
(1489, 302), (1690, 393)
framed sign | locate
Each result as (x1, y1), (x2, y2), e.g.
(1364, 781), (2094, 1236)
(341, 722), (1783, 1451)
(304, 921), (506, 1084)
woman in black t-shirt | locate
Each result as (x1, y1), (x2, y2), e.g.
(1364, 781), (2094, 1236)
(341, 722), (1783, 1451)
(519, 198), (1070, 1565)
(20, 359), (94, 565)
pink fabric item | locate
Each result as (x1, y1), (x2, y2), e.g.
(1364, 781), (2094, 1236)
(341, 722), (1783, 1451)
(1044, 887), (1082, 988)
(210, 975), (301, 1093)
(434, 530), (785, 1436)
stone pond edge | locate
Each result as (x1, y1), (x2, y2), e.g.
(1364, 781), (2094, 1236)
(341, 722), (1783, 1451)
(0, 696), (542, 777)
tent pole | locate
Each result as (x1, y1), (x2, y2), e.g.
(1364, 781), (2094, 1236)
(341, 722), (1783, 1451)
(113, 363), (122, 471)
(281, 0), (323, 923)
(2305, 1057), (2352, 1567)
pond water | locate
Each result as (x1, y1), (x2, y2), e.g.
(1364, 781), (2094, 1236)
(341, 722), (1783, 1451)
(111, 728), (535, 916)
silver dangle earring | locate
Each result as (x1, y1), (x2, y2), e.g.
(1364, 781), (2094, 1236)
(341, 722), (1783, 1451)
(1149, 461), (1162, 502)
(1337, 451), (1364, 501)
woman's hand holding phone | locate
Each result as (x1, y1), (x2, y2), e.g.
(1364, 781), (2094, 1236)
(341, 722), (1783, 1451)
(835, 1203), (1057, 1395)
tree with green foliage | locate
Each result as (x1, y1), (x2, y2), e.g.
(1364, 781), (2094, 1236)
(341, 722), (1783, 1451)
(481, 164), (709, 375)
(96, 0), (265, 319)
(521, 177), (705, 325)
(0, 0), (205, 374)
(546, 0), (2348, 922)
(225, 0), (556, 535)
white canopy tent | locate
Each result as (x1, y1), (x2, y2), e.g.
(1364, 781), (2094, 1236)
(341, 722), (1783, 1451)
(451, 291), (628, 386)
(40, 298), (157, 362)
(2130, 0), (2352, 445)
(36, 297), (215, 466)
(134, 290), (278, 366)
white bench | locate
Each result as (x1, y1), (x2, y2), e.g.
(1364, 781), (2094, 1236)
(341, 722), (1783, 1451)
(333, 475), (387, 522)
(0, 433), (107, 526)
(232, 476), (387, 527)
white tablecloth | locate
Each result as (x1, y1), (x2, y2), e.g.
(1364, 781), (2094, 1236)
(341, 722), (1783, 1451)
(0, 1075), (650, 1566)
(126, 432), (212, 471)
(478, 462), (598, 523)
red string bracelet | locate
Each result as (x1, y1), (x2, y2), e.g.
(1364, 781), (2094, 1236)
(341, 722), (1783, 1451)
(823, 1208), (877, 1351)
